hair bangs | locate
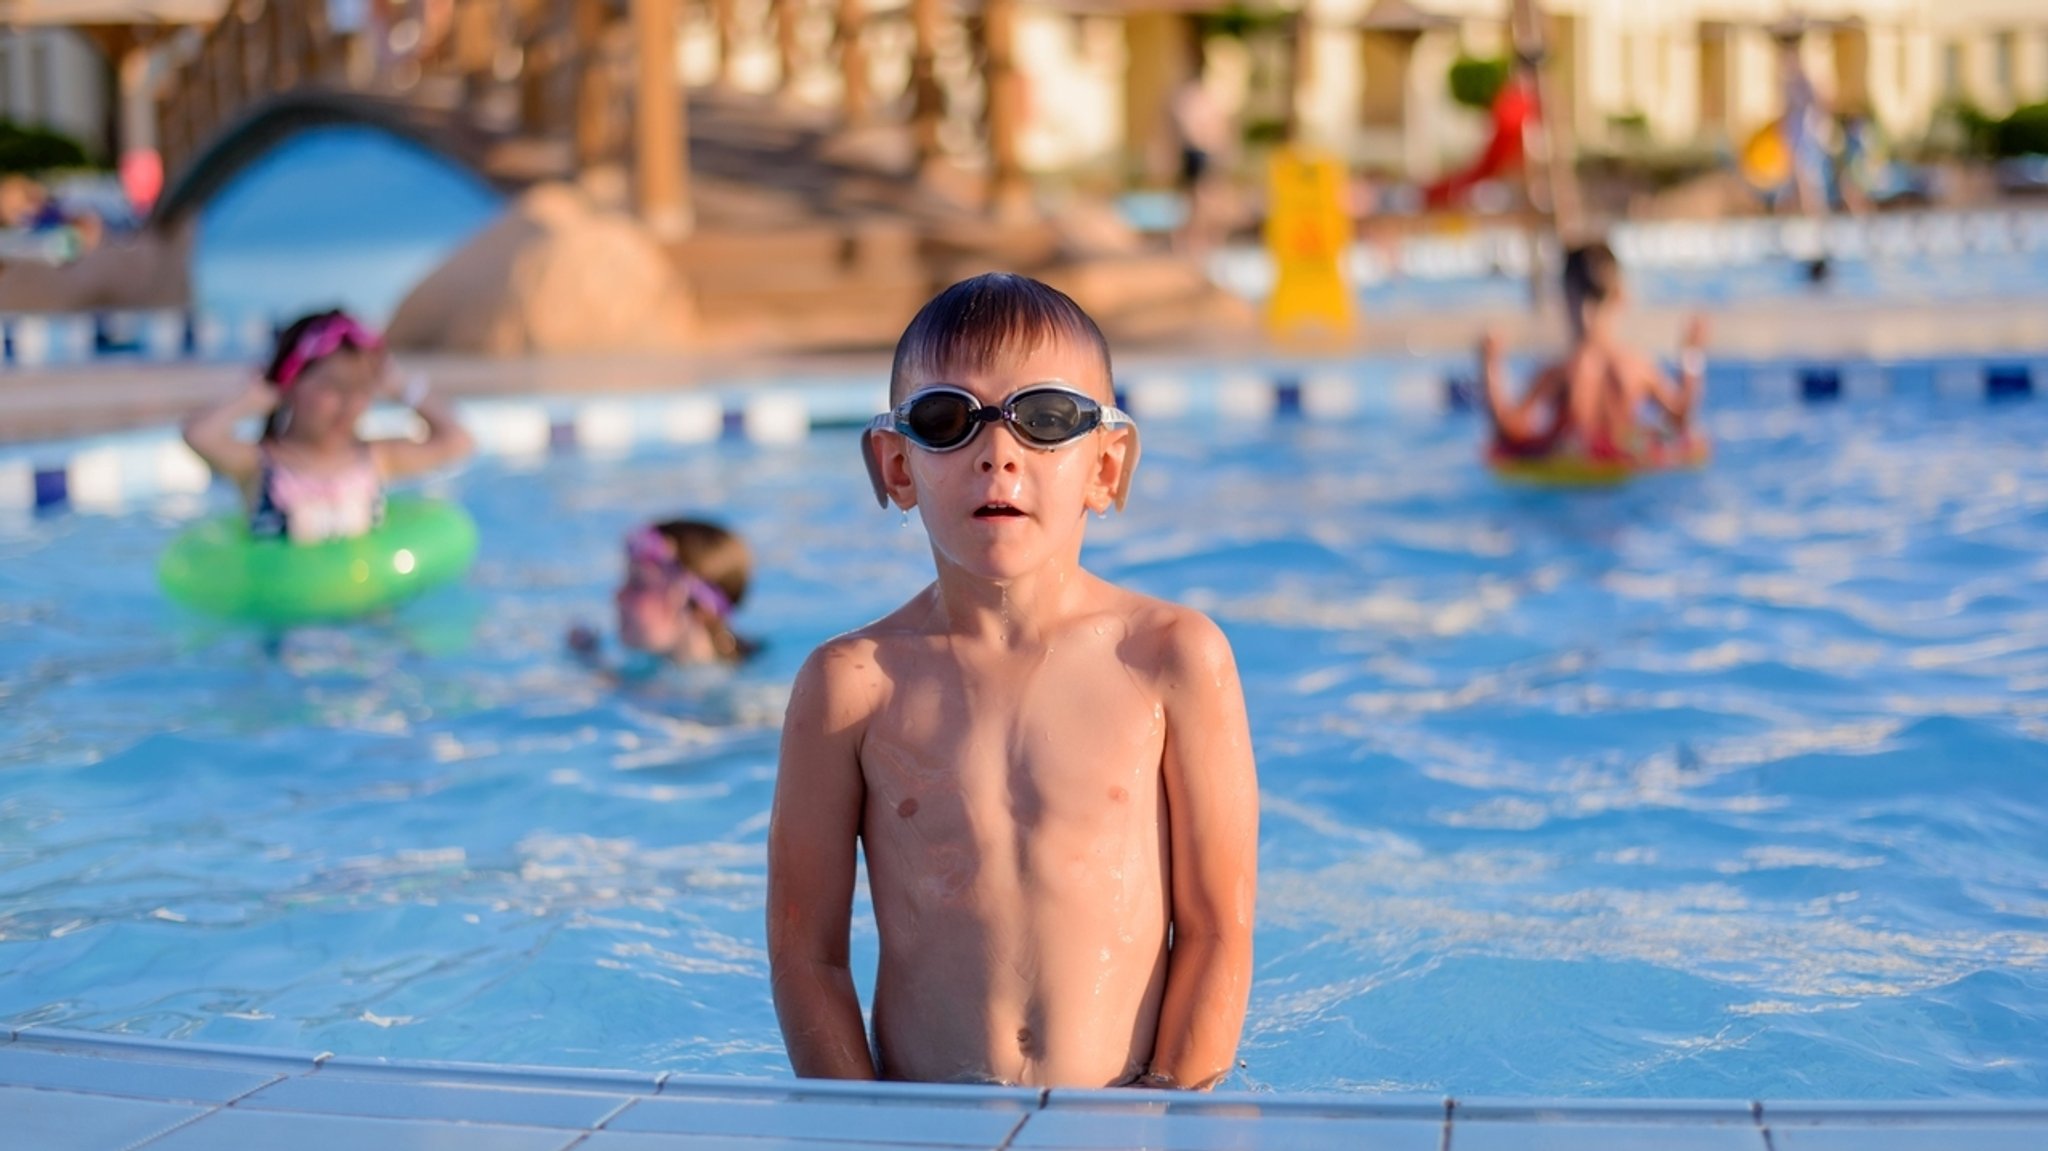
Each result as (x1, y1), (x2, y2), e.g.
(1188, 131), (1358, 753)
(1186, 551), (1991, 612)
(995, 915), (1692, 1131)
(890, 273), (1111, 402)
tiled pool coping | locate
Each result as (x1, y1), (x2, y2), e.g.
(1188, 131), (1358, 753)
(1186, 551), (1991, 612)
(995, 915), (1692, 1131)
(7, 1027), (2045, 1150)
(3, 352), (2043, 514)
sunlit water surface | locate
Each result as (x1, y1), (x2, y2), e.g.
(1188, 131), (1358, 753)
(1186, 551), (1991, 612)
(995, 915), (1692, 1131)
(3, 397), (2046, 1097)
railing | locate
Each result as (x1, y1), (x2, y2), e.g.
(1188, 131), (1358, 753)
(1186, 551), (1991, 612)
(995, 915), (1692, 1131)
(153, 0), (605, 186)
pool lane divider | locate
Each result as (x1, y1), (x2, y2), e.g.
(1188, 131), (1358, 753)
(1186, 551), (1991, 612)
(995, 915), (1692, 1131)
(2, 356), (2041, 513)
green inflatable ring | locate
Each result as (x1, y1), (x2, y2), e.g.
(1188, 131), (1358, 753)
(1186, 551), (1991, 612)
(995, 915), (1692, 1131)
(159, 496), (479, 624)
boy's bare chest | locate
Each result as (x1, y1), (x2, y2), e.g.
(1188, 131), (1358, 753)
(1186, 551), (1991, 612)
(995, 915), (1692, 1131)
(861, 642), (1165, 818)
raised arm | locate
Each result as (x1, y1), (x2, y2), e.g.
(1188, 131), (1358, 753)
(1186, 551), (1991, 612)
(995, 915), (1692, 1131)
(1480, 330), (1567, 451)
(371, 370), (474, 480)
(767, 640), (879, 1080)
(1145, 610), (1259, 1090)
(1639, 315), (1708, 434)
(181, 379), (275, 486)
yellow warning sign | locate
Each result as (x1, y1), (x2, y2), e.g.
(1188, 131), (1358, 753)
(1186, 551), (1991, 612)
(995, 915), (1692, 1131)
(1263, 147), (1353, 341)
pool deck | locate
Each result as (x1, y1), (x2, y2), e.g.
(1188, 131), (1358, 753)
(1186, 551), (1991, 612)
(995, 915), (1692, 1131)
(6, 1027), (2045, 1151)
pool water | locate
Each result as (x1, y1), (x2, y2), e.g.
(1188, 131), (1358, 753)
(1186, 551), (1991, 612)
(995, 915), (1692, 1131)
(3, 394), (2046, 1098)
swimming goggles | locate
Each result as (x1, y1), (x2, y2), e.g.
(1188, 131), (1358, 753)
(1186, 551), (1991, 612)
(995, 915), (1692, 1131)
(624, 526), (734, 620)
(273, 313), (384, 392)
(860, 383), (1141, 511)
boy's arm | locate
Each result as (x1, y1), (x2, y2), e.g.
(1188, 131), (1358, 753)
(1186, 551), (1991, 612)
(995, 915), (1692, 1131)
(1146, 611), (1259, 1090)
(767, 641), (878, 1080)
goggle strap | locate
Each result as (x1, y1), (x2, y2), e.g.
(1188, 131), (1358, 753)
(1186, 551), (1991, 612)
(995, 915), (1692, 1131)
(861, 416), (894, 508)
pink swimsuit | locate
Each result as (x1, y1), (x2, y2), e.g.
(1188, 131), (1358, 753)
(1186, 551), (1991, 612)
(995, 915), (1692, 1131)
(249, 447), (384, 543)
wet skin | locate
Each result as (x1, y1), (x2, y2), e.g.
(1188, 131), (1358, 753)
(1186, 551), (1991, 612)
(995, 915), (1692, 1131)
(768, 338), (1259, 1088)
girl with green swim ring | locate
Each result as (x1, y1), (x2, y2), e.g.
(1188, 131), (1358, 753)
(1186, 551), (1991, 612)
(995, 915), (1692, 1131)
(182, 310), (474, 544)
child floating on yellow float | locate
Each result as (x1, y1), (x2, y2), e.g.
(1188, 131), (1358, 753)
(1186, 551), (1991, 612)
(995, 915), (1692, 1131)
(1479, 241), (1710, 487)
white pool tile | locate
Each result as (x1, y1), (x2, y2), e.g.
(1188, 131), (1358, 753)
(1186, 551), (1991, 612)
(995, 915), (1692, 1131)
(4, 1085), (207, 1151)
(573, 402), (643, 457)
(1300, 373), (1362, 420)
(1216, 376), (1277, 422)
(1125, 377), (1192, 421)
(1449, 1120), (1765, 1151)
(606, 1095), (1030, 1146)
(1012, 1108), (1440, 1150)
(1772, 1121), (2048, 1151)
(655, 394), (725, 444)
(0, 1046), (278, 1103)
(743, 393), (812, 444)
(240, 1074), (632, 1128)
(0, 458), (35, 509)
(142, 1108), (582, 1151)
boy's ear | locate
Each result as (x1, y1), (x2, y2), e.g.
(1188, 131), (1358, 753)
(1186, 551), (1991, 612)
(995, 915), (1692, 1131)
(1088, 425), (1141, 514)
(862, 427), (920, 511)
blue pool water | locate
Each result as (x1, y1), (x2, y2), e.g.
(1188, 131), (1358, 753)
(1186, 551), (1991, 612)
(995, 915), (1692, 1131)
(3, 393), (2046, 1098)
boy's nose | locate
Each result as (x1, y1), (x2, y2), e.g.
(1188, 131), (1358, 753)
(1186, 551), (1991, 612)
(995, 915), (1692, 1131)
(974, 425), (1023, 472)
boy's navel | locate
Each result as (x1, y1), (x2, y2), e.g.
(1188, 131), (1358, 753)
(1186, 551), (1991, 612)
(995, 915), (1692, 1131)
(896, 797), (920, 817)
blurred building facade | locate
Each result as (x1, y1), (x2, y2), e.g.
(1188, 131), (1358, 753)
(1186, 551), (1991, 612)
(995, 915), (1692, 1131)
(0, 27), (116, 158)
(7, 0), (2048, 187)
(1292, 0), (2048, 178)
(674, 0), (2048, 183)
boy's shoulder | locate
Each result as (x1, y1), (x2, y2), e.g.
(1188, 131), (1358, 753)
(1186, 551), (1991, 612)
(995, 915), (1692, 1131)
(1093, 582), (1239, 679)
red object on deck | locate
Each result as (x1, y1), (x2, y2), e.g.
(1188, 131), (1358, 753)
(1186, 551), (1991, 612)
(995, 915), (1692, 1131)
(1424, 77), (1535, 210)
(120, 149), (164, 217)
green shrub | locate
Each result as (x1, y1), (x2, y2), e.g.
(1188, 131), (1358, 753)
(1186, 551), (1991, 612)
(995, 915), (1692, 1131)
(1994, 102), (2048, 157)
(0, 120), (91, 174)
(1448, 55), (1511, 111)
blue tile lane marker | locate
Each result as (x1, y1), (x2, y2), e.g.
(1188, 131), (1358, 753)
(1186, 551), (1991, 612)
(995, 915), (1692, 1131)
(547, 420), (577, 452)
(1986, 364), (2032, 400)
(32, 466), (66, 510)
(720, 406), (748, 440)
(1274, 377), (1304, 416)
(1800, 367), (1843, 402)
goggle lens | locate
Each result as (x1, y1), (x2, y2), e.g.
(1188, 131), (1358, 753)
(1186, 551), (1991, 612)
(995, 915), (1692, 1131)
(898, 388), (1101, 451)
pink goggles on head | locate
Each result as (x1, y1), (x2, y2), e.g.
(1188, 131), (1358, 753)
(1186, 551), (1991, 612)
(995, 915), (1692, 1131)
(272, 313), (384, 392)
(625, 525), (734, 620)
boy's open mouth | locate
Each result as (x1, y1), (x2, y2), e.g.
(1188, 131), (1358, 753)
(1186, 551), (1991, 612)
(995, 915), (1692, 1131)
(973, 502), (1026, 519)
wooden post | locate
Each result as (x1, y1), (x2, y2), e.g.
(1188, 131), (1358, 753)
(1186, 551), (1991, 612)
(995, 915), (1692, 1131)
(1509, 0), (1580, 311)
(836, 0), (868, 125)
(712, 0), (739, 87)
(572, 0), (614, 166)
(633, 0), (691, 237)
(1510, 0), (1580, 238)
(909, 0), (944, 171)
(775, 0), (803, 97)
(981, 0), (1029, 216)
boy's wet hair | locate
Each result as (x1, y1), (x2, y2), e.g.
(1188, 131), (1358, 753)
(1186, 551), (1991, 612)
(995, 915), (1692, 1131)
(655, 518), (759, 661)
(889, 273), (1112, 403)
(1562, 241), (1623, 312)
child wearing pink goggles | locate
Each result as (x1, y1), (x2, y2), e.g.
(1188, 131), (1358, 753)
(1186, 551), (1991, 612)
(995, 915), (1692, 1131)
(567, 518), (757, 668)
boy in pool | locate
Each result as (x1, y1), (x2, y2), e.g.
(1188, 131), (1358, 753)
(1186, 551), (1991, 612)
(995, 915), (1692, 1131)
(567, 518), (757, 668)
(1481, 241), (1708, 462)
(183, 310), (472, 543)
(766, 273), (1259, 1089)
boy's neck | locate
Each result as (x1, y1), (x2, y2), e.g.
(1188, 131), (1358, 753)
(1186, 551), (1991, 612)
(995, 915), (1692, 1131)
(928, 556), (1089, 647)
